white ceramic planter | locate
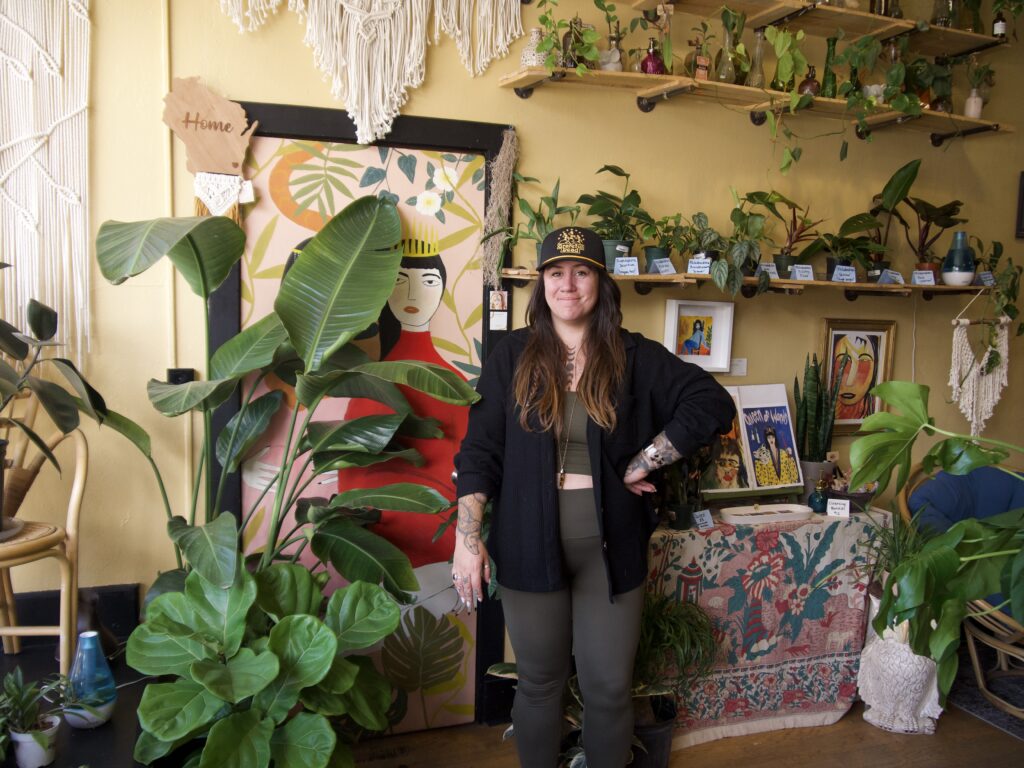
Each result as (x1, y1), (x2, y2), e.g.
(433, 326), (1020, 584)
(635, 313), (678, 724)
(10, 715), (59, 768)
(963, 88), (983, 119)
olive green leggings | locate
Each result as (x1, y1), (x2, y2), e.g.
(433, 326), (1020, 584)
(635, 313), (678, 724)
(500, 489), (644, 768)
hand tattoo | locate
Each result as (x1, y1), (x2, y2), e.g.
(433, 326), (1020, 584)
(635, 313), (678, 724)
(626, 431), (683, 475)
(457, 492), (486, 555)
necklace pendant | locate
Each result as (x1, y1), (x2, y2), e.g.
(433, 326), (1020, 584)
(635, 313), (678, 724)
(558, 470), (565, 489)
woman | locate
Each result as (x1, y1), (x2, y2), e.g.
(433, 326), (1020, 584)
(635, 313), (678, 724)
(682, 318), (708, 355)
(752, 425), (799, 486)
(832, 332), (878, 421)
(452, 227), (735, 768)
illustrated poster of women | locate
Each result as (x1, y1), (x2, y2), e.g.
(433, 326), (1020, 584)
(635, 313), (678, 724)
(237, 134), (485, 733)
(829, 331), (882, 427)
(742, 405), (802, 488)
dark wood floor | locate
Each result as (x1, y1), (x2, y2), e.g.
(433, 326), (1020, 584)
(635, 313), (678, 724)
(353, 702), (1024, 768)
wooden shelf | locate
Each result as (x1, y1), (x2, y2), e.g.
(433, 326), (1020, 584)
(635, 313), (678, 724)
(910, 24), (1008, 58)
(782, 5), (914, 41)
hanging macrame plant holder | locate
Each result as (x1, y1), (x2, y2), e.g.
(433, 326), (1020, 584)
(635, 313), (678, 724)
(948, 317), (1010, 436)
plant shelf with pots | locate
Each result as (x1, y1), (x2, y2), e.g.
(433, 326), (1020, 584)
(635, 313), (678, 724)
(858, 108), (1013, 147)
(500, 267), (990, 301)
(908, 24), (1008, 58)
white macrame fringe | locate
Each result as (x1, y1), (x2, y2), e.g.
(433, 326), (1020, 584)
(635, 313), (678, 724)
(1, 0), (91, 368)
(220, 0), (522, 143)
(949, 323), (1009, 436)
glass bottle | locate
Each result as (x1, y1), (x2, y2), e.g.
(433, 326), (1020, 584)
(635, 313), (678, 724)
(641, 37), (667, 75)
(798, 65), (821, 96)
(67, 630), (118, 728)
(871, 0), (892, 15)
(931, 0), (957, 27)
(808, 479), (829, 515)
(821, 37), (838, 98)
(942, 231), (977, 286)
(993, 10), (1008, 38)
(716, 25), (737, 83)
(745, 28), (766, 88)
(889, 0), (904, 18)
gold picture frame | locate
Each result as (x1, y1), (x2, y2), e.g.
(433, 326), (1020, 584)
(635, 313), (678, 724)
(823, 318), (896, 435)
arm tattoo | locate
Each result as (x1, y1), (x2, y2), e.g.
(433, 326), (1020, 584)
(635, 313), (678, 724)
(457, 492), (487, 555)
(626, 431), (683, 475)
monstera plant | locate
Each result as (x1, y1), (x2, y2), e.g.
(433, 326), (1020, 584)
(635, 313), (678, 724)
(96, 196), (480, 766)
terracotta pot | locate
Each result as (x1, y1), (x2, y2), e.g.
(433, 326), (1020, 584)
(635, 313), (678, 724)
(915, 262), (940, 279)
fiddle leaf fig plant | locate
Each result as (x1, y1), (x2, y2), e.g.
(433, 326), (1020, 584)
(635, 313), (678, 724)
(848, 381), (1023, 703)
(98, 196), (480, 766)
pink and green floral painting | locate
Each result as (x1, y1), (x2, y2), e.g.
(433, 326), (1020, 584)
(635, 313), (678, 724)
(236, 135), (486, 733)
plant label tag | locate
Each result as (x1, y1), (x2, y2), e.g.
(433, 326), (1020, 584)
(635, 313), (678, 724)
(826, 498), (851, 518)
(976, 271), (996, 287)
(831, 265), (857, 283)
(687, 256), (712, 275)
(911, 270), (936, 286)
(239, 180), (255, 204)
(652, 258), (676, 275)
(791, 264), (815, 281)
(878, 269), (905, 284)
(756, 263), (780, 279)
(614, 256), (640, 275)
(692, 508), (715, 531)
(616, 243), (631, 254)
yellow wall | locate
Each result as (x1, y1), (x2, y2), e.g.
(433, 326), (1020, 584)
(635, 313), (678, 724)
(16, 0), (1023, 591)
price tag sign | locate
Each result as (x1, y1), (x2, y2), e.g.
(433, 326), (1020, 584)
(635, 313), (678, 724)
(976, 271), (996, 287)
(878, 269), (905, 284)
(911, 269), (937, 286)
(614, 256), (639, 275)
(791, 264), (815, 281)
(687, 256), (712, 275)
(826, 498), (851, 519)
(692, 508), (715, 531)
(756, 263), (780, 279)
(830, 265), (857, 283)
(651, 258), (676, 275)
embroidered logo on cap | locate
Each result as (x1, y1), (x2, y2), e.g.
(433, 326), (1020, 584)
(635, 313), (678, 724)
(556, 228), (585, 256)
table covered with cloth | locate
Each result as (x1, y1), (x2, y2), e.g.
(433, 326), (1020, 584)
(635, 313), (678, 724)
(647, 513), (877, 748)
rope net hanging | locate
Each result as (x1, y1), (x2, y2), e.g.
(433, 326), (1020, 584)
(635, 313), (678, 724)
(0, 0), (91, 367)
(218, 0), (523, 144)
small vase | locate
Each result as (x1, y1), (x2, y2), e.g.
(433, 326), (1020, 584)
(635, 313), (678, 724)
(520, 27), (547, 68)
(941, 231), (976, 286)
(10, 715), (59, 768)
(641, 37), (667, 75)
(599, 27), (625, 72)
(715, 27), (737, 83)
(821, 38), (838, 98)
(963, 88), (983, 118)
(798, 65), (821, 96)
(930, 94), (953, 113)
(66, 630), (117, 728)
(745, 28), (766, 88)
(931, 0), (957, 27)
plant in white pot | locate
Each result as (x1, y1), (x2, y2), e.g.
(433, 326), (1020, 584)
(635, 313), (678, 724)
(0, 669), (63, 768)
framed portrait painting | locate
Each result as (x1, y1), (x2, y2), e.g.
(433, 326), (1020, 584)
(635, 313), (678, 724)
(663, 300), (734, 372)
(823, 318), (896, 434)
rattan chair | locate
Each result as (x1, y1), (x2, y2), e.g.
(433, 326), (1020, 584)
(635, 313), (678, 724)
(898, 463), (1024, 720)
(0, 400), (88, 675)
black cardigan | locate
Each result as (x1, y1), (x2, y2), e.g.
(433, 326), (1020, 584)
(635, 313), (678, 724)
(454, 328), (736, 597)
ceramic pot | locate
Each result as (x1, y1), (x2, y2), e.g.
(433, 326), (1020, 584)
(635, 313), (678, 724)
(866, 260), (890, 283)
(773, 253), (798, 277)
(915, 262), (941, 280)
(826, 256), (855, 280)
(643, 245), (669, 273)
(520, 27), (549, 68)
(602, 239), (634, 271)
(10, 715), (59, 768)
(800, 460), (835, 503)
(941, 231), (976, 286)
(963, 88), (983, 119)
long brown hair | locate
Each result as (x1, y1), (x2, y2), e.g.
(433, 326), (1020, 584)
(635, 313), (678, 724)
(512, 267), (626, 434)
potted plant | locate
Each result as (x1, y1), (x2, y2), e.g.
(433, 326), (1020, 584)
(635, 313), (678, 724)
(96, 197), (480, 765)
(741, 191), (824, 277)
(656, 453), (709, 530)
(482, 173), (581, 266)
(793, 353), (847, 501)
(891, 196), (967, 278)
(963, 61), (993, 118)
(967, 236), (1021, 374)
(811, 213), (888, 281)
(1, 669), (63, 768)
(905, 57), (934, 107)
(847, 381), (1024, 718)
(640, 213), (687, 272)
(681, 21), (715, 78)
(867, 158), (921, 256)
(533, 0), (599, 75)
(577, 165), (654, 269)
(928, 59), (953, 113)
(714, 6), (750, 83)
(680, 212), (728, 262)
(711, 190), (769, 296)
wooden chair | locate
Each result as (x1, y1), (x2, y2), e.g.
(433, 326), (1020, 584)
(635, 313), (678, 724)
(898, 463), (1024, 720)
(0, 395), (88, 675)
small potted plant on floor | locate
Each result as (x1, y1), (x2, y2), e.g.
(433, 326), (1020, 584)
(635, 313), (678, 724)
(482, 173), (581, 267)
(0, 669), (63, 768)
(577, 165), (654, 269)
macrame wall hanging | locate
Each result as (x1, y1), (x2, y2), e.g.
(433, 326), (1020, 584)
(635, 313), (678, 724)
(1, 0), (91, 366)
(949, 317), (1010, 436)
(481, 127), (518, 289)
(218, 0), (523, 144)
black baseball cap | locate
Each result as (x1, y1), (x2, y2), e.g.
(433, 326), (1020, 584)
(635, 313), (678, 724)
(537, 227), (606, 271)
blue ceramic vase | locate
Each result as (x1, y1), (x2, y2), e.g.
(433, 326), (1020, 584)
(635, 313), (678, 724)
(941, 231), (976, 286)
(66, 630), (117, 728)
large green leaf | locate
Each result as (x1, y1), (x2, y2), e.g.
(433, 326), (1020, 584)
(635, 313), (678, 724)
(0, 319), (29, 359)
(27, 299), (58, 341)
(97, 217), (245, 297)
(98, 406), (153, 458)
(216, 391), (285, 473)
(325, 582), (401, 653)
(191, 648), (280, 704)
(269, 712), (336, 768)
(184, 567), (257, 657)
(880, 159), (921, 211)
(209, 313), (289, 380)
(254, 563), (324, 622)
(128, 592), (217, 676)
(299, 656), (361, 716)
(50, 359), (107, 423)
(197, 710), (274, 768)
(168, 513), (239, 589)
(311, 519), (419, 599)
(134, 729), (201, 766)
(26, 376), (80, 433)
(330, 483), (451, 514)
(142, 567), (187, 617)
(138, 679), (227, 742)
(275, 196), (402, 373)
(332, 656), (392, 732)
(923, 437), (1008, 476)
(2, 418), (60, 471)
(381, 605), (463, 692)
(253, 615), (337, 723)
(302, 415), (405, 455)
(295, 369), (412, 411)
(312, 447), (423, 475)
(349, 361), (480, 405)
(148, 378), (236, 416)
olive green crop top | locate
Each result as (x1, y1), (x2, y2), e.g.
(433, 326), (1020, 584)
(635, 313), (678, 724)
(560, 391), (592, 476)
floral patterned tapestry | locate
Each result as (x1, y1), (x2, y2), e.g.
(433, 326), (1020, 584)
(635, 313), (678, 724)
(238, 135), (486, 733)
(648, 516), (875, 747)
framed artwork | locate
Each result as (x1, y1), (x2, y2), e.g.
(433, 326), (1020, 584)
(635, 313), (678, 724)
(1016, 172), (1024, 239)
(823, 318), (896, 434)
(207, 103), (511, 728)
(663, 299), (735, 372)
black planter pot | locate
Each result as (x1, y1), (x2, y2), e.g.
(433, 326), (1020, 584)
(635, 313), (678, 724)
(826, 256), (855, 280)
(865, 260), (890, 283)
(773, 253), (798, 278)
(631, 697), (677, 768)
